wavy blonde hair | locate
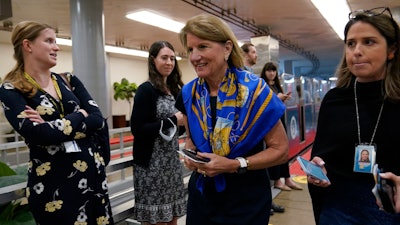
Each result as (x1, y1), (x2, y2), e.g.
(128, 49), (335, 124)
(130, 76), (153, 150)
(3, 21), (54, 97)
(179, 14), (244, 69)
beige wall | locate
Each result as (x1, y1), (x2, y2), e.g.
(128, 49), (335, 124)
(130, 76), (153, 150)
(0, 42), (196, 121)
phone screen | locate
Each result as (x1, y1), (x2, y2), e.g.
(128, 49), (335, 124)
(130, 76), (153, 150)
(297, 156), (330, 182)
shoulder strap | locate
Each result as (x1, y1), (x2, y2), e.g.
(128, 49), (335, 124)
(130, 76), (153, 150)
(59, 72), (72, 90)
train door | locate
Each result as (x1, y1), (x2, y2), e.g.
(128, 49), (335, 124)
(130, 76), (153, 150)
(281, 73), (301, 158)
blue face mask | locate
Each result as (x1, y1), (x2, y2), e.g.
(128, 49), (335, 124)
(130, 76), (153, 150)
(159, 118), (177, 142)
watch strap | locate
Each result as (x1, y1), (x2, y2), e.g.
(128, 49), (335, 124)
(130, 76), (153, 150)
(236, 157), (247, 168)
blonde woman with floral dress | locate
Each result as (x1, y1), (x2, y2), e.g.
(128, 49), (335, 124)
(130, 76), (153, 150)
(0, 21), (113, 225)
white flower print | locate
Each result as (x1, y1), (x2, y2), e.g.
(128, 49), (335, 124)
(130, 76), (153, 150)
(39, 95), (53, 108)
(102, 179), (108, 191)
(77, 211), (88, 222)
(46, 145), (62, 155)
(53, 118), (73, 135)
(33, 182), (44, 194)
(88, 100), (98, 107)
(54, 119), (64, 131)
(3, 82), (15, 89)
(78, 178), (88, 189)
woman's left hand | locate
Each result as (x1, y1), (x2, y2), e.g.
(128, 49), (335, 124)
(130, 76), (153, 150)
(379, 172), (400, 213)
(193, 152), (237, 177)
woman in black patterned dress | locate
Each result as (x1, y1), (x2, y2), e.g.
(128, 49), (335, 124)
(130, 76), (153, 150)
(0, 21), (113, 225)
(130, 41), (187, 225)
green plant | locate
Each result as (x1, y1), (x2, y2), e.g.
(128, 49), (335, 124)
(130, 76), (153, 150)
(113, 78), (138, 111)
(0, 161), (34, 225)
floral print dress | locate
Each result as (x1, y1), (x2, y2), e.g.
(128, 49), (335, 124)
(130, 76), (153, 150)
(0, 73), (113, 225)
(133, 94), (187, 224)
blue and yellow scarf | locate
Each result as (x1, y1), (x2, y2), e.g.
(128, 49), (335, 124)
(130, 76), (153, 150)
(182, 67), (285, 192)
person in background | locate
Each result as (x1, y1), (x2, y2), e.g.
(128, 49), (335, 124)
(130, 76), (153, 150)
(130, 41), (186, 225)
(260, 62), (302, 191)
(241, 42), (258, 73)
(0, 21), (113, 225)
(176, 14), (289, 225)
(307, 7), (400, 224)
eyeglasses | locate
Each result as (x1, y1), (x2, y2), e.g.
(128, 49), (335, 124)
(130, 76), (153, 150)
(348, 7), (393, 20)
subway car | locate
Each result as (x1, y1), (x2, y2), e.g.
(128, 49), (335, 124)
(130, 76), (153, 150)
(280, 73), (333, 160)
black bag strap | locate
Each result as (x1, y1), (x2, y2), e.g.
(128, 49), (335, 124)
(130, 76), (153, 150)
(59, 72), (72, 90)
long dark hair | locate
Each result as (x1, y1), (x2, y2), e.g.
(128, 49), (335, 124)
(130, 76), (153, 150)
(148, 41), (184, 96)
(260, 62), (283, 93)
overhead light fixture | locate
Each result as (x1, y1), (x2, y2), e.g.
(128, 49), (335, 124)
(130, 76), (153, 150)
(56, 38), (181, 59)
(56, 38), (72, 46)
(105, 45), (149, 58)
(310, 0), (350, 40)
(125, 10), (185, 33)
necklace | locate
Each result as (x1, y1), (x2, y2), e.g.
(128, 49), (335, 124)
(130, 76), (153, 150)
(354, 79), (384, 145)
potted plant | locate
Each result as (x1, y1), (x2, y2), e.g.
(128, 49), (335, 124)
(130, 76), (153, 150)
(112, 78), (138, 128)
(0, 161), (34, 225)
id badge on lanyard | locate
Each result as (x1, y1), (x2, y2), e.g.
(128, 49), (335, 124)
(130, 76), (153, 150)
(64, 140), (81, 153)
(353, 144), (376, 173)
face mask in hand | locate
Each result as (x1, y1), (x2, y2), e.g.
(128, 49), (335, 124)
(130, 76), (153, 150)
(159, 118), (177, 142)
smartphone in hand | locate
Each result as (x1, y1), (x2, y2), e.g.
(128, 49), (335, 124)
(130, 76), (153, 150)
(178, 149), (210, 163)
(377, 168), (395, 213)
(297, 156), (330, 182)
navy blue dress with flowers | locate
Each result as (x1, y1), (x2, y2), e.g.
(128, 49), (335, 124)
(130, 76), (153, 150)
(0, 73), (113, 225)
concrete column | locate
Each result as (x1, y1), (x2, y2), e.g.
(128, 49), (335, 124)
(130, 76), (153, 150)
(69, 0), (111, 118)
(250, 35), (279, 75)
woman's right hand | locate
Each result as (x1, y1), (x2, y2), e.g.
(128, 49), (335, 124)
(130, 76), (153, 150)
(24, 105), (45, 124)
(277, 92), (291, 102)
(379, 172), (400, 213)
(307, 156), (331, 188)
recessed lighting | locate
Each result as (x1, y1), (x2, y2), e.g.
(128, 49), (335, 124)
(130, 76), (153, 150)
(311, 0), (350, 40)
(125, 10), (185, 33)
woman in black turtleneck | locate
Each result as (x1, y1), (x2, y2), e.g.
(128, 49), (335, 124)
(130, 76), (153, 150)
(307, 7), (400, 225)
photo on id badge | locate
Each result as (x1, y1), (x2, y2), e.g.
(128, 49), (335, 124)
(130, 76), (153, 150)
(353, 145), (375, 173)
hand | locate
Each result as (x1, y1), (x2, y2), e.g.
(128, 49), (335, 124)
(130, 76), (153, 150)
(194, 152), (238, 177)
(379, 172), (400, 213)
(24, 105), (45, 124)
(78, 109), (88, 117)
(307, 156), (331, 188)
(175, 111), (184, 126)
(277, 93), (291, 102)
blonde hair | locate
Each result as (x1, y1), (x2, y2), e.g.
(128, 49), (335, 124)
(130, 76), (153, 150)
(3, 21), (54, 97)
(179, 14), (244, 68)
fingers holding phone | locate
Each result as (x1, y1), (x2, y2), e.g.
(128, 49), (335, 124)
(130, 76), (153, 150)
(378, 171), (400, 213)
